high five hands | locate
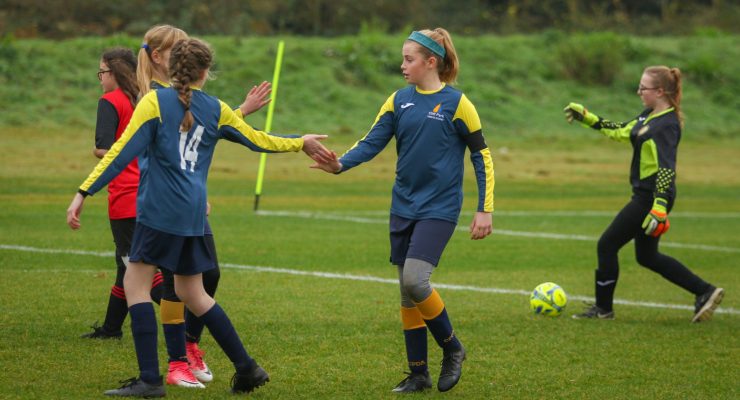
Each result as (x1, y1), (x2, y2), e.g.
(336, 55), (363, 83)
(310, 152), (342, 173)
(239, 81), (272, 117)
(301, 135), (335, 164)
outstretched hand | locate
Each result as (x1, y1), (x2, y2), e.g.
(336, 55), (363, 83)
(66, 193), (85, 230)
(563, 102), (598, 127)
(469, 211), (493, 240)
(301, 134), (334, 164)
(310, 151), (342, 173)
(239, 81), (272, 116)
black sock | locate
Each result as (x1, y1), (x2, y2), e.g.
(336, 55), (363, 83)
(102, 286), (127, 333)
(595, 268), (618, 312)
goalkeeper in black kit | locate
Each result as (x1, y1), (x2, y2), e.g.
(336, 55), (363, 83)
(564, 65), (723, 323)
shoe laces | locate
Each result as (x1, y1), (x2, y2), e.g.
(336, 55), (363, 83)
(440, 356), (458, 374)
(694, 289), (712, 309)
(187, 343), (206, 369)
(579, 302), (600, 316)
(88, 321), (105, 333)
(441, 348), (463, 366)
(117, 377), (139, 389)
(169, 360), (191, 374)
(396, 371), (425, 387)
(395, 372), (414, 386)
(231, 372), (250, 391)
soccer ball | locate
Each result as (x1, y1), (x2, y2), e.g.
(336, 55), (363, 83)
(530, 282), (568, 317)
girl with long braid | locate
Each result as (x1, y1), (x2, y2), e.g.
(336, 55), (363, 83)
(67, 37), (333, 397)
(135, 24), (271, 387)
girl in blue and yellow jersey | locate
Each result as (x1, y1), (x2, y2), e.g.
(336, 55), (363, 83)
(135, 24), (272, 388)
(80, 47), (165, 341)
(564, 66), (724, 322)
(67, 38), (332, 397)
(313, 28), (494, 393)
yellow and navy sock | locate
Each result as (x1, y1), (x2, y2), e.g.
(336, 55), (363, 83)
(161, 299), (187, 362)
(414, 289), (462, 352)
(401, 306), (428, 373)
(129, 302), (159, 384)
(200, 303), (254, 372)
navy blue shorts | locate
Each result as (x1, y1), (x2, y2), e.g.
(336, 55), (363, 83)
(389, 214), (457, 267)
(130, 223), (215, 276)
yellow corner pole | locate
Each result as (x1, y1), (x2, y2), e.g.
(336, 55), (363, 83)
(254, 40), (285, 211)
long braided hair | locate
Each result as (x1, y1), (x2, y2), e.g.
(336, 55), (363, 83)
(101, 47), (139, 108)
(168, 38), (213, 132)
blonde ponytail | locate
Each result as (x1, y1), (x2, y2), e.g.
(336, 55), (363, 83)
(136, 25), (189, 96)
(645, 65), (684, 127)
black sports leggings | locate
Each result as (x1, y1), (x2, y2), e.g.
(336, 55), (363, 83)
(595, 196), (709, 309)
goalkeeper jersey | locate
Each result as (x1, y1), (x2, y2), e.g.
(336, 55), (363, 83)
(79, 87), (304, 236)
(590, 107), (679, 200)
(338, 84), (494, 223)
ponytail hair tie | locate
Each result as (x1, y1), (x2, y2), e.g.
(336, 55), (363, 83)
(141, 43), (151, 54)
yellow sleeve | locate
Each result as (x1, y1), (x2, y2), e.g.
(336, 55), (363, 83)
(452, 94), (482, 133)
(217, 101), (304, 153)
(453, 94), (494, 212)
(80, 91), (161, 194)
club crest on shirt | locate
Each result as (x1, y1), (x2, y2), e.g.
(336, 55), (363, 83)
(638, 125), (650, 136)
(427, 103), (444, 121)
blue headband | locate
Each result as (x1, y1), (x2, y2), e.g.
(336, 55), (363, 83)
(407, 31), (445, 58)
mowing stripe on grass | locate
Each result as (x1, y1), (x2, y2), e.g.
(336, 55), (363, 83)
(255, 210), (740, 254)
(2, 243), (738, 316)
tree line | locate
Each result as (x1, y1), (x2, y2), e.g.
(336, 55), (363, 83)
(2, 0), (738, 38)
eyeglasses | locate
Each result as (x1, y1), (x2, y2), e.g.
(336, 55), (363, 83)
(637, 85), (659, 93)
(97, 69), (111, 80)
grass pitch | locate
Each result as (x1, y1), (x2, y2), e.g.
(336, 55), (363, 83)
(0, 126), (738, 399)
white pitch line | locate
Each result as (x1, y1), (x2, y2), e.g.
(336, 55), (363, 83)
(282, 210), (740, 218)
(0, 244), (115, 257)
(1, 244), (737, 316)
(478, 211), (740, 218)
(255, 210), (740, 254)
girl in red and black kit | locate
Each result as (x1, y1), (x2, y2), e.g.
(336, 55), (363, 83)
(564, 66), (724, 322)
(82, 47), (164, 340)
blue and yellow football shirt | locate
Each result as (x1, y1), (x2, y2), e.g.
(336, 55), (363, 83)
(79, 87), (304, 236)
(339, 84), (494, 223)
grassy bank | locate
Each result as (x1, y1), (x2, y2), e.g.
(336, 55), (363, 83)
(1, 32), (738, 142)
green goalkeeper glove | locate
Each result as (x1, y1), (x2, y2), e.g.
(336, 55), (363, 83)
(642, 197), (670, 237)
(564, 102), (599, 127)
